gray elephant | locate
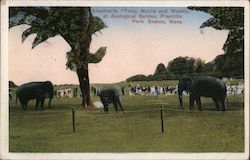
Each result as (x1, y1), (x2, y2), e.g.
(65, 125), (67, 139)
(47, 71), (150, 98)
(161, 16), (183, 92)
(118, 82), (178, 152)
(97, 88), (124, 112)
(16, 81), (54, 110)
(178, 76), (227, 111)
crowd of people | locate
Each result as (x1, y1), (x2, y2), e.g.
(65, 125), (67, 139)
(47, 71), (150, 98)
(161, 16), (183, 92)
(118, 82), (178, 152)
(51, 83), (244, 99)
(226, 84), (244, 95)
(55, 88), (75, 98)
(128, 84), (177, 96)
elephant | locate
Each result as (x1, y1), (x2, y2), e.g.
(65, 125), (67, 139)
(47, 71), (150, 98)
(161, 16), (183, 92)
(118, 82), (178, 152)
(97, 88), (124, 112)
(16, 81), (54, 110)
(178, 76), (227, 111)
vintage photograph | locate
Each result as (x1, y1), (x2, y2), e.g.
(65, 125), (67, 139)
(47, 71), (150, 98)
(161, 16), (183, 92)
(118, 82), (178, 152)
(1, 0), (249, 160)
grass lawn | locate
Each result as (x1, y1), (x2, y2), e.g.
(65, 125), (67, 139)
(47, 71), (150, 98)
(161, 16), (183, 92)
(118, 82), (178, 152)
(9, 94), (244, 152)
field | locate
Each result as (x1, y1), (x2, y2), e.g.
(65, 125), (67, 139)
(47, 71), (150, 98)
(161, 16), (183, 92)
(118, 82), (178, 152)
(9, 89), (244, 152)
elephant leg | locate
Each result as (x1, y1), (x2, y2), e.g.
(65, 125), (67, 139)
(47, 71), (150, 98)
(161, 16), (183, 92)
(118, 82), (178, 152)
(104, 106), (109, 112)
(213, 98), (220, 111)
(19, 98), (26, 110)
(23, 100), (28, 111)
(100, 97), (109, 112)
(21, 103), (27, 111)
(112, 99), (119, 111)
(40, 98), (45, 110)
(196, 97), (202, 111)
(35, 99), (40, 110)
(48, 97), (52, 108)
(114, 96), (123, 111)
(189, 95), (195, 111)
(117, 98), (124, 111)
(21, 103), (25, 110)
(220, 97), (227, 111)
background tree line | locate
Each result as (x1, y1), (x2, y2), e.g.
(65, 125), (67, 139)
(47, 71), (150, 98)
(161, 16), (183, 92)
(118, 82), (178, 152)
(126, 54), (244, 82)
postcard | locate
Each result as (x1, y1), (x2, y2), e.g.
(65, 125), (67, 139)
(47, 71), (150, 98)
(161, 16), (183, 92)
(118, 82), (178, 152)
(1, 0), (249, 160)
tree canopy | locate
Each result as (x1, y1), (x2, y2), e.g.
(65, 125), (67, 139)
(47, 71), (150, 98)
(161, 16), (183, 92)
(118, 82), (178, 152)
(167, 57), (196, 75)
(188, 7), (244, 78)
(9, 7), (107, 70)
(154, 63), (167, 75)
(9, 7), (108, 107)
(9, 81), (18, 88)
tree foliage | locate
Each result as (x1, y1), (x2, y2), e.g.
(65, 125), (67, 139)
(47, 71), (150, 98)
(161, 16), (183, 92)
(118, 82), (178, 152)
(9, 81), (18, 88)
(9, 7), (107, 107)
(167, 57), (196, 75)
(188, 7), (244, 78)
(194, 58), (205, 73)
(9, 7), (107, 70)
(154, 63), (167, 75)
(214, 53), (244, 78)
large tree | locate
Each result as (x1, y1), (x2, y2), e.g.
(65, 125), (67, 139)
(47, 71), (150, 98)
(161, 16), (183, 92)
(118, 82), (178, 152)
(188, 7), (244, 78)
(154, 63), (167, 75)
(9, 7), (107, 108)
(167, 56), (196, 75)
(194, 58), (205, 73)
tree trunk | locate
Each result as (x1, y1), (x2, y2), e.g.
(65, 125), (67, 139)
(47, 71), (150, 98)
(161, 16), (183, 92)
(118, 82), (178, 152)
(76, 9), (93, 108)
(76, 67), (91, 108)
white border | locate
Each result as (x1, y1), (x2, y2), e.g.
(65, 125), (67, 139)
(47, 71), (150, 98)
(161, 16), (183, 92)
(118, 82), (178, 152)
(4, 0), (250, 7)
(1, 0), (9, 159)
(1, 0), (249, 160)
(244, 1), (250, 159)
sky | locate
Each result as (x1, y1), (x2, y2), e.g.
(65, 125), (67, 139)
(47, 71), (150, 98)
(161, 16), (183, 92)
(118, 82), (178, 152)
(8, 7), (229, 85)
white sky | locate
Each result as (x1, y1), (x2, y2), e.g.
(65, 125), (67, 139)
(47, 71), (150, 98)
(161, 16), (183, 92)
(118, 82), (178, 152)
(8, 8), (229, 85)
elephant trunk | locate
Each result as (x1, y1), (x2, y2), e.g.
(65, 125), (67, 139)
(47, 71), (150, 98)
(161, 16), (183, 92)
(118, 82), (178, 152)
(178, 87), (184, 110)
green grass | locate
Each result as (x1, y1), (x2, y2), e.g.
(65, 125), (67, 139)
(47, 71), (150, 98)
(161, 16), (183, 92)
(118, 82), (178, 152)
(9, 93), (244, 152)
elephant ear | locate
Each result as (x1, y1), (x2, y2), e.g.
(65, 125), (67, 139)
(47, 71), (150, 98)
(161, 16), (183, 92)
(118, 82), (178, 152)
(181, 76), (193, 90)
